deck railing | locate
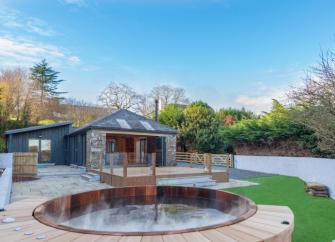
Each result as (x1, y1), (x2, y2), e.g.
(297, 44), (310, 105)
(101, 152), (156, 178)
(176, 152), (233, 168)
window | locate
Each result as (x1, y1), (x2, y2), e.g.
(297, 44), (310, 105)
(28, 139), (39, 152)
(106, 139), (116, 153)
(116, 119), (131, 129)
(140, 121), (154, 131)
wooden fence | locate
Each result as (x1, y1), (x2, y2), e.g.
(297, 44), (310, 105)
(176, 152), (233, 167)
(13, 152), (38, 177)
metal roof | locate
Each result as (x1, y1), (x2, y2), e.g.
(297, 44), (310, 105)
(69, 109), (177, 135)
(5, 121), (72, 135)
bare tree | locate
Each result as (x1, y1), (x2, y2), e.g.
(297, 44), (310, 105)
(98, 82), (140, 111)
(172, 87), (189, 104)
(0, 68), (33, 122)
(135, 94), (155, 117)
(61, 98), (109, 126)
(98, 82), (190, 116)
(150, 85), (189, 109)
(290, 50), (335, 152)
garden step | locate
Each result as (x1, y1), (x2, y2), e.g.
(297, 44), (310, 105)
(159, 175), (213, 182)
(81, 173), (100, 182)
(157, 176), (217, 187)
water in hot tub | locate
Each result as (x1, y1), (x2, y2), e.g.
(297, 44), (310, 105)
(60, 198), (237, 232)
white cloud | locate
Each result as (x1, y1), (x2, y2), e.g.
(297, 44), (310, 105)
(231, 66), (306, 113)
(0, 8), (23, 28)
(26, 18), (56, 37)
(68, 56), (81, 65)
(0, 7), (55, 36)
(235, 88), (287, 114)
(0, 36), (80, 67)
(62, 0), (86, 6)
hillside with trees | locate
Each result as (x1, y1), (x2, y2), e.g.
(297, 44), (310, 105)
(157, 99), (324, 157)
(220, 100), (320, 156)
(157, 48), (335, 157)
(0, 61), (192, 152)
(2, 47), (335, 157)
(0, 60), (110, 151)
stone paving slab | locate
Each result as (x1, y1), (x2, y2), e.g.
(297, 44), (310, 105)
(11, 167), (111, 202)
(211, 179), (258, 190)
(37, 165), (86, 177)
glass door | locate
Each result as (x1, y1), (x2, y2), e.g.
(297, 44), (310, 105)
(28, 139), (52, 163)
(139, 138), (146, 163)
(40, 140), (51, 163)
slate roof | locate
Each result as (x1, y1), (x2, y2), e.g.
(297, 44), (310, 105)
(69, 109), (177, 135)
(5, 121), (72, 135)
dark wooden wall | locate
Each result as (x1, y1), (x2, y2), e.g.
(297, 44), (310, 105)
(66, 133), (86, 166)
(6, 124), (71, 165)
(7, 127), (167, 167)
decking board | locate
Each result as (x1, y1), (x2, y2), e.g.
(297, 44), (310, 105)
(201, 229), (238, 242)
(182, 231), (211, 242)
(0, 200), (294, 242)
(217, 227), (263, 242)
(141, 235), (163, 242)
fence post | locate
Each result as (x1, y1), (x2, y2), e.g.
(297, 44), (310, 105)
(110, 153), (114, 175)
(152, 153), (156, 177)
(208, 153), (212, 174)
(123, 152), (128, 178)
(204, 153), (212, 173)
(229, 154), (234, 168)
(99, 152), (103, 183)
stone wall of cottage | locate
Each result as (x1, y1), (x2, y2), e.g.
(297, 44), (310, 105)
(86, 129), (106, 169)
(166, 135), (177, 166)
(85, 130), (176, 168)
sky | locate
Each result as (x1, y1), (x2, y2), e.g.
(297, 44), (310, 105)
(0, 0), (335, 113)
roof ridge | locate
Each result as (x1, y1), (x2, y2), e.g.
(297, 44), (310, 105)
(70, 109), (121, 133)
(68, 108), (177, 135)
(120, 109), (179, 132)
(5, 121), (72, 135)
(90, 109), (122, 125)
(122, 109), (153, 120)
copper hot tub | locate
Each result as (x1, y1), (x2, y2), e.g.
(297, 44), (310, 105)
(33, 186), (257, 235)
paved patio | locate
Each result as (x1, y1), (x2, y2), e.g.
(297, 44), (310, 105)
(11, 166), (111, 202)
(10, 165), (266, 202)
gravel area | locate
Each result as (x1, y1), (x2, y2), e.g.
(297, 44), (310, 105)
(229, 168), (275, 180)
(176, 162), (275, 179)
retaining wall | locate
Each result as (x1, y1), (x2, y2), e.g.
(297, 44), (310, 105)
(0, 153), (13, 209)
(235, 155), (335, 199)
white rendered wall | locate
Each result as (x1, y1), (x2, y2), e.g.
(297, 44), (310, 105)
(0, 153), (13, 209)
(234, 155), (335, 199)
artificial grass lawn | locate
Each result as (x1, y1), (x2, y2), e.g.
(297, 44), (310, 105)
(225, 176), (335, 242)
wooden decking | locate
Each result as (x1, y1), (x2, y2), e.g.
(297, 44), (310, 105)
(92, 166), (229, 187)
(96, 166), (227, 178)
(0, 198), (294, 241)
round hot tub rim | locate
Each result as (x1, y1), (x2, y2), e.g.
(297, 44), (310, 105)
(33, 186), (257, 236)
